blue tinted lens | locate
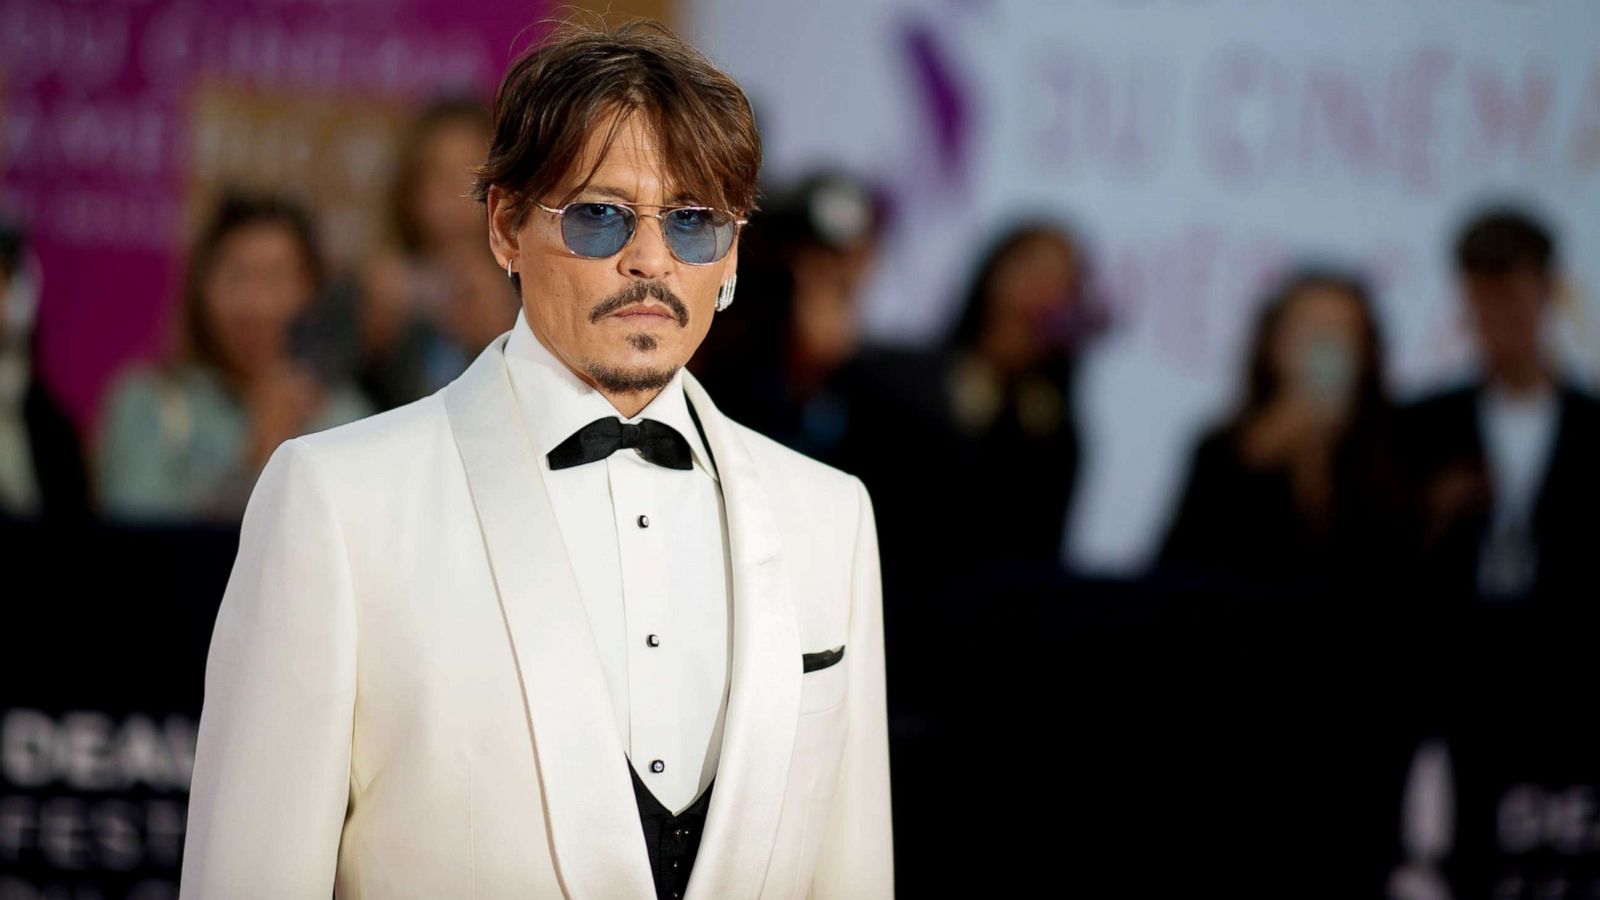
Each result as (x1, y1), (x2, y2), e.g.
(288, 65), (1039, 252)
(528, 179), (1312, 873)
(561, 203), (634, 258)
(663, 207), (736, 264)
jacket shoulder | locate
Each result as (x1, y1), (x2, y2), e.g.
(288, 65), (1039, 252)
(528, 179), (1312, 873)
(1560, 383), (1600, 415)
(730, 418), (865, 500)
(1399, 383), (1478, 419)
(291, 390), (453, 475)
(1557, 383), (1600, 444)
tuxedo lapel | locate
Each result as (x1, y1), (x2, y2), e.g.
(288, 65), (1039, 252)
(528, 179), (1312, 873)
(444, 334), (654, 899)
(681, 372), (803, 900)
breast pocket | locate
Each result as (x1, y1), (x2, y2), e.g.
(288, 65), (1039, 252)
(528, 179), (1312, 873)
(798, 645), (848, 716)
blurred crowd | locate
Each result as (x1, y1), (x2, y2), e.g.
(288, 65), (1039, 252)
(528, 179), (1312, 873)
(705, 180), (1600, 611)
(1, 98), (519, 526)
(2, 98), (1596, 615)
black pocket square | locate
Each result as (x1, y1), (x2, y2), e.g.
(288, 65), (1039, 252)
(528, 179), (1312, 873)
(802, 645), (846, 673)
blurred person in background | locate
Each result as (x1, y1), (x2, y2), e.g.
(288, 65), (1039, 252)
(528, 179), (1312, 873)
(95, 191), (372, 523)
(1158, 268), (1410, 594)
(829, 222), (1095, 822)
(853, 221), (1093, 586)
(692, 169), (884, 463)
(358, 97), (520, 409)
(1396, 208), (1600, 604)
(0, 216), (89, 523)
(934, 222), (1090, 567)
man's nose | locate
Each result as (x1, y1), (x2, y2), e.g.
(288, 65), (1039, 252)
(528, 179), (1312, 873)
(617, 214), (674, 280)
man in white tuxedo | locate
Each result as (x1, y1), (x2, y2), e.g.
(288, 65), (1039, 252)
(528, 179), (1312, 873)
(180, 20), (893, 900)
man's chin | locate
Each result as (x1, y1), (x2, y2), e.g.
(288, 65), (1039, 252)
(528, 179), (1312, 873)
(582, 359), (680, 394)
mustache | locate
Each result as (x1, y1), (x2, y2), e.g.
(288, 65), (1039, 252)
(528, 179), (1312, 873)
(589, 281), (690, 327)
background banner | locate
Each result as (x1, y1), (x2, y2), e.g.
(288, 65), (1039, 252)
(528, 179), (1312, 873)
(685, 0), (1600, 572)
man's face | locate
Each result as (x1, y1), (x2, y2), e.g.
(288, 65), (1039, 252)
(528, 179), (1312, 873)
(487, 113), (737, 396)
(1463, 266), (1548, 377)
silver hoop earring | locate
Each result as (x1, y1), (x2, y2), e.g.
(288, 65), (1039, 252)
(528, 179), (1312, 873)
(505, 257), (515, 281)
(714, 274), (737, 312)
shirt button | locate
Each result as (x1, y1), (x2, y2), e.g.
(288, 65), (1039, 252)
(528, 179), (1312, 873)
(651, 759), (665, 773)
(647, 634), (660, 647)
(637, 514), (650, 528)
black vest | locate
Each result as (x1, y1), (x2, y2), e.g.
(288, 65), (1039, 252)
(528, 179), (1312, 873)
(630, 764), (714, 900)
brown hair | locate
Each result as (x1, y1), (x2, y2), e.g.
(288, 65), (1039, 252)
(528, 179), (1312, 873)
(470, 19), (761, 229)
(391, 96), (494, 255)
(175, 190), (323, 373)
(1240, 266), (1387, 426)
(1454, 206), (1556, 277)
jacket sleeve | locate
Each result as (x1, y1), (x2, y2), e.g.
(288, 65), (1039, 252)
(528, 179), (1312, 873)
(180, 437), (356, 898)
(809, 477), (895, 898)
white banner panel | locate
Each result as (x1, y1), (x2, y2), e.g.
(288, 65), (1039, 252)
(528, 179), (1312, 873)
(686, 0), (1600, 573)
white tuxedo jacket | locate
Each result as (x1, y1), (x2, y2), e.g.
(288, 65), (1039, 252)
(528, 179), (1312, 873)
(179, 331), (894, 898)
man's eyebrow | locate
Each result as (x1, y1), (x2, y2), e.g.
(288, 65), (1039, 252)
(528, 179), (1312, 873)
(571, 185), (710, 206)
(574, 185), (635, 201)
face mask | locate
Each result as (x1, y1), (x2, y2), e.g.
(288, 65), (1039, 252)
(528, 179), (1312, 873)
(1298, 333), (1357, 413)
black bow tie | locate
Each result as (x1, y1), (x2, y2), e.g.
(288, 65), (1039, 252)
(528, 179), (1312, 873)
(547, 417), (694, 471)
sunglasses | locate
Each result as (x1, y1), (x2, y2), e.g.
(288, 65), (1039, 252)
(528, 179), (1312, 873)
(535, 200), (746, 265)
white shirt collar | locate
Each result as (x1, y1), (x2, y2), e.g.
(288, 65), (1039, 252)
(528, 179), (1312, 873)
(502, 307), (716, 479)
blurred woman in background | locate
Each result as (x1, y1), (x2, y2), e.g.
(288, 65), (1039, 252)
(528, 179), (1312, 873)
(358, 98), (519, 409)
(933, 221), (1093, 568)
(95, 192), (372, 522)
(1158, 268), (1411, 593)
(692, 170), (884, 463)
(843, 221), (1096, 584)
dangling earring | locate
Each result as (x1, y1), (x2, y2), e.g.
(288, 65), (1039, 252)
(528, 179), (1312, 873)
(714, 273), (738, 312)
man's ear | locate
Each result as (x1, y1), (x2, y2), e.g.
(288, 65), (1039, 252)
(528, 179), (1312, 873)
(485, 185), (522, 267)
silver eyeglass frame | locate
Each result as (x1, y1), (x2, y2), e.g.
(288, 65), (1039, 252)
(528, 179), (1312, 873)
(534, 200), (748, 266)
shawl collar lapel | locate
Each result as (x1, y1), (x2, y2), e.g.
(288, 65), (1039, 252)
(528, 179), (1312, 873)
(681, 371), (803, 899)
(444, 334), (654, 899)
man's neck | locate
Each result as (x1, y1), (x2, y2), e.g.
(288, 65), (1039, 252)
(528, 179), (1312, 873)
(601, 386), (666, 419)
(523, 320), (672, 419)
(1489, 360), (1554, 399)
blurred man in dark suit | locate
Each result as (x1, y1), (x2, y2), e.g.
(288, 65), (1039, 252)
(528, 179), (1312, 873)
(1397, 208), (1600, 603)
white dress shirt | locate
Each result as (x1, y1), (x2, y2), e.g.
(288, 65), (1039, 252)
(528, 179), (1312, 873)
(1477, 382), (1559, 529)
(502, 308), (732, 814)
